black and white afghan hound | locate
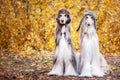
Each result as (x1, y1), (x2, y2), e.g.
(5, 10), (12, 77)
(76, 11), (110, 77)
(48, 9), (78, 76)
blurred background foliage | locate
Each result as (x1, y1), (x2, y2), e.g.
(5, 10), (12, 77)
(0, 0), (120, 56)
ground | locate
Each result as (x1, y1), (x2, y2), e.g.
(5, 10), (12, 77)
(0, 52), (120, 80)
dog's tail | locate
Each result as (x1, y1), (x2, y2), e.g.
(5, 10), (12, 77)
(75, 52), (81, 74)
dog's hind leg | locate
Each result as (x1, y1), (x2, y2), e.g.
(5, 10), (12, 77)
(91, 52), (104, 77)
(99, 52), (111, 74)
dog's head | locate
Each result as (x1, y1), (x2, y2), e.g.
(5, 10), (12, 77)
(77, 11), (97, 31)
(56, 9), (71, 25)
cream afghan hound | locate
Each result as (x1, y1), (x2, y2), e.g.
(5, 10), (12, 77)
(48, 9), (78, 76)
(76, 11), (110, 77)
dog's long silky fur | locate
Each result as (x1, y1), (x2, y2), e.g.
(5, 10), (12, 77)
(76, 11), (110, 77)
(48, 9), (78, 76)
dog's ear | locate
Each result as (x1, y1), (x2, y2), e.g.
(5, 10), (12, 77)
(66, 15), (71, 24)
(76, 16), (84, 31)
(56, 17), (59, 24)
(94, 19), (97, 29)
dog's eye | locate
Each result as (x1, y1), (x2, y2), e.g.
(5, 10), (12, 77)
(86, 16), (88, 19)
(65, 15), (67, 17)
(59, 15), (62, 17)
(91, 16), (94, 19)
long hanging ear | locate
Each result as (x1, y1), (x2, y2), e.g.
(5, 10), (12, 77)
(94, 18), (97, 29)
(76, 16), (84, 31)
(56, 17), (60, 24)
(66, 15), (71, 24)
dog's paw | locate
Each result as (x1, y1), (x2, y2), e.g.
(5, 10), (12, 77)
(48, 71), (63, 76)
(64, 66), (78, 76)
(64, 73), (78, 76)
(79, 73), (92, 77)
(92, 73), (103, 77)
(91, 69), (104, 77)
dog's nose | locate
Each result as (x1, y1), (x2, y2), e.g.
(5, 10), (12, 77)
(61, 20), (64, 23)
(88, 24), (90, 26)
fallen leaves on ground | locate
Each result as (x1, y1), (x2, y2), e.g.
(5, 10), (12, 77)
(0, 52), (120, 80)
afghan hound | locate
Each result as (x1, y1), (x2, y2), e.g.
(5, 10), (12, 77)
(48, 9), (78, 76)
(76, 11), (110, 77)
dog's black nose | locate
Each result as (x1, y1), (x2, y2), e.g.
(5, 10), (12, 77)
(61, 20), (64, 22)
(88, 24), (90, 26)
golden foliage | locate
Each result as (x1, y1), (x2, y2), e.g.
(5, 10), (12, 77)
(0, 0), (120, 55)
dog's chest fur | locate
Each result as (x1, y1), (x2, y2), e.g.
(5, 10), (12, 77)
(58, 25), (72, 59)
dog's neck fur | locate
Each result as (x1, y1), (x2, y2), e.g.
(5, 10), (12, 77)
(82, 25), (96, 35)
(56, 23), (72, 46)
(80, 25), (97, 41)
(58, 23), (68, 28)
(57, 24), (68, 33)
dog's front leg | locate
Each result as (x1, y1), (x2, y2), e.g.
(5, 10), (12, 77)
(49, 59), (64, 75)
(48, 58), (64, 76)
(75, 53), (81, 74)
(48, 48), (64, 76)
(64, 50), (78, 76)
(79, 52), (92, 77)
